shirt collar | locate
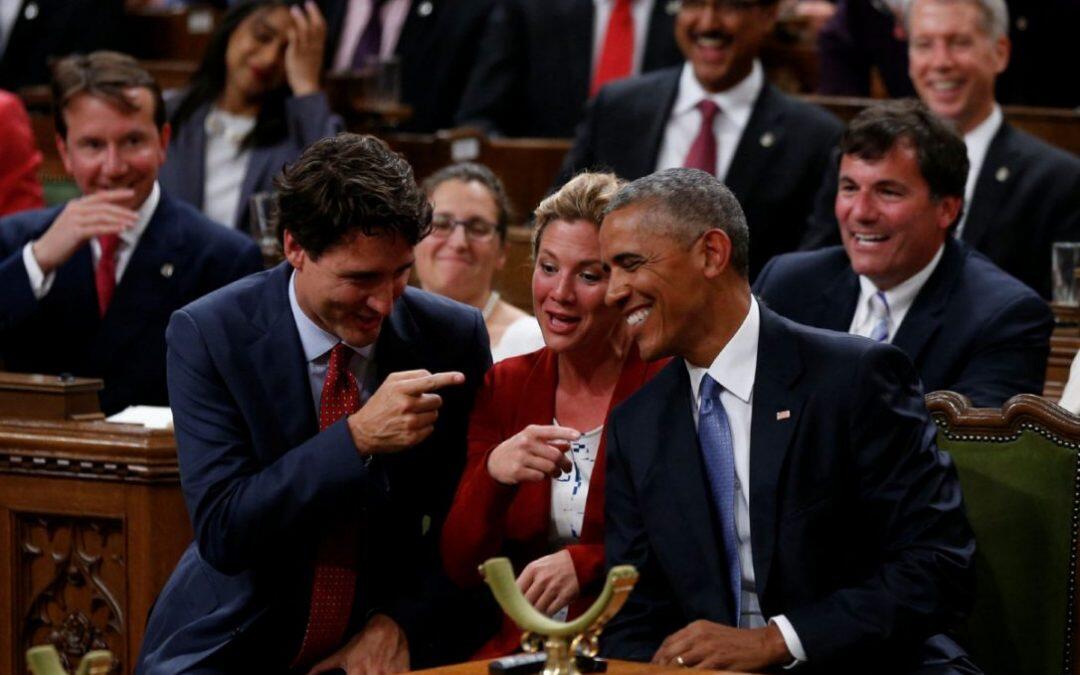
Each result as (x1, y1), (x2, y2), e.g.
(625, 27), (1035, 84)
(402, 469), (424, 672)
(288, 270), (375, 363)
(120, 181), (160, 249)
(964, 104), (1003, 152)
(672, 59), (764, 130)
(857, 243), (945, 316)
(686, 296), (760, 405)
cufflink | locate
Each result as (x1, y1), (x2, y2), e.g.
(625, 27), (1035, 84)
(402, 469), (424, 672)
(995, 166), (1010, 182)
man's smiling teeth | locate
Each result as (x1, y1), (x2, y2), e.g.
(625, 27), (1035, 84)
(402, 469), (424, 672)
(627, 308), (651, 326)
(929, 80), (961, 91)
(854, 233), (888, 243)
(694, 34), (729, 48)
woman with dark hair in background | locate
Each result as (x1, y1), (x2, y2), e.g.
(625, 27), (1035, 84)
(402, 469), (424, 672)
(159, 0), (341, 230)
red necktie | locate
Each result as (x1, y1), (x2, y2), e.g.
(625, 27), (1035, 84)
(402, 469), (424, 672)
(95, 234), (121, 317)
(591, 0), (635, 96)
(684, 100), (720, 175)
(293, 343), (361, 667)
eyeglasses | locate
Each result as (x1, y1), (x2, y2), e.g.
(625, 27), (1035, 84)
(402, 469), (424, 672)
(429, 214), (499, 241)
(677, 0), (767, 12)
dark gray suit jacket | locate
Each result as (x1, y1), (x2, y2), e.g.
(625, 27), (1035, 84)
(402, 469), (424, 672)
(159, 93), (342, 230)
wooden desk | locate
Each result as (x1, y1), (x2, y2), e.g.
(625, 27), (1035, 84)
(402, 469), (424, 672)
(0, 418), (190, 675)
(416, 659), (753, 675)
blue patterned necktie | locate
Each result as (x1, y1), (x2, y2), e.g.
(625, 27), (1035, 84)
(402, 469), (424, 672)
(869, 291), (891, 342)
(698, 374), (742, 625)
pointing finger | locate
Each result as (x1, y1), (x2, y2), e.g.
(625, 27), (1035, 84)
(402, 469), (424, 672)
(401, 371), (465, 395)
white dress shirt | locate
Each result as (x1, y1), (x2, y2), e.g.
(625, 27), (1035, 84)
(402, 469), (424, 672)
(203, 107), (255, 228)
(288, 271), (374, 412)
(590, 0), (656, 78)
(655, 60), (764, 180)
(848, 244), (945, 342)
(955, 104), (1003, 238)
(331, 0), (411, 71)
(23, 181), (162, 300)
(684, 296), (807, 664)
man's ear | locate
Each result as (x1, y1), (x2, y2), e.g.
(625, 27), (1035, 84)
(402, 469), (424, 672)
(936, 195), (963, 232)
(55, 133), (72, 176)
(283, 230), (305, 270)
(993, 34), (1011, 74)
(700, 229), (733, 279)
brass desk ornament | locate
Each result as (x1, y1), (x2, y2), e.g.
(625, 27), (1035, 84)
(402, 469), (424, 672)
(25, 645), (113, 675)
(479, 557), (639, 675)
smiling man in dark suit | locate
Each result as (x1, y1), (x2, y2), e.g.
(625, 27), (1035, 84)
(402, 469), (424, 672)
(599, 167), (977, 673)
(0, 51), (262, 415)
(757, 100), (1051, 408)
(561, 0), (842, 279)
(802, 0), (1080, 298)
(137, 133), (494, 674)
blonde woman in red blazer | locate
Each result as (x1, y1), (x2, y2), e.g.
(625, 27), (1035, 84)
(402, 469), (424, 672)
(441, 173), (667, 658)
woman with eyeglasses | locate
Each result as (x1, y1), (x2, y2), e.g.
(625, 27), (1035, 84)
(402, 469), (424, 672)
(440, 173), (667, 658)
(415, 163), (544, 361)
(159, 0), (342, 231)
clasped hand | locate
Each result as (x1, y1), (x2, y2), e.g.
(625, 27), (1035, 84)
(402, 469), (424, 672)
(347, 369), (464, 455)
(486, 424), (580, 485)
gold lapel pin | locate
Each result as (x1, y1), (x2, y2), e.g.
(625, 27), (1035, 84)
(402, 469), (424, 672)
(760, 132), (776, 148)
(418, 1), (433, 17)
(995, 166), (1010, 182)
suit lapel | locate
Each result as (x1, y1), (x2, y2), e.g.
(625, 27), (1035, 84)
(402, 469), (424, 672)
(724, 84), (782, 202)
(748, 307), (804, 600)
(396, 0), (440, 61)
(639, 69), (681, 175)
(250, 264), (318, 454)
(814, 265), (860, 332)
(891, 241), (960, 366)
(564, 0), (594, 104)
(961, 122), (1015, 249)
(655, 361), (736, 624)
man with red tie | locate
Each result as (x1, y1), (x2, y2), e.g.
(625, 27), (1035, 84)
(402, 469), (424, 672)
(0, 51), (261, 414)
(454, 0), (683, 138)
(560, 0), (843, 279)
(137, 134), (495, 674)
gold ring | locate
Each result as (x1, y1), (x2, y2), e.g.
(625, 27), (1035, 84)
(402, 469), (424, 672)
(675, 656), (687, 667)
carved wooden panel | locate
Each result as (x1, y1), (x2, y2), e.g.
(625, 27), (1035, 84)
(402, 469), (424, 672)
(17, 513), (125, 674)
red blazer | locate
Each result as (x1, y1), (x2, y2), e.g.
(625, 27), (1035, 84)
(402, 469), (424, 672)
(0, 91), (44, 217)
(441, 345), (666, 657)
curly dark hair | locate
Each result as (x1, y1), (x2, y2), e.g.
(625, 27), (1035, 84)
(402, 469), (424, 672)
(840, 99), (969, 204)
(170, 0), (291, 150)
(275, 133), (432, 258)
(51, 51), (165, 139)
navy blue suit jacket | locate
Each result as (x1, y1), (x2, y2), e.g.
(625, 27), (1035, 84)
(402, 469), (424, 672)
(0, 192), (262, 414)
(136, 265), (493, 674)
(602, 306), (976, 672)
(559, 69), (843, 279)
(754, 239), (1052, 408)
(802, 122), (1080, 298)
(159, 93), (342, 230)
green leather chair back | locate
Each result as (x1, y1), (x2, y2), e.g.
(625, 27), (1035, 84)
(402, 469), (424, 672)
(929, 391), (1080, 675)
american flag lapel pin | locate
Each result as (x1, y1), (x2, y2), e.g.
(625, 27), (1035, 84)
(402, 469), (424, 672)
(776, 410), (791, 421)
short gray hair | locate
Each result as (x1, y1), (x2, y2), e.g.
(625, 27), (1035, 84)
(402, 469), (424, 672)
(604, 168), (750, 278)
(904, 0), (1009, 39)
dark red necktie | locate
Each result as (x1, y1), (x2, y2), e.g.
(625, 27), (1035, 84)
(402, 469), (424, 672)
(684, 100), (720, 175)
(95, 234), (121, 317)
(591, 0), (635, 96)
(293, 343), (361, 667)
